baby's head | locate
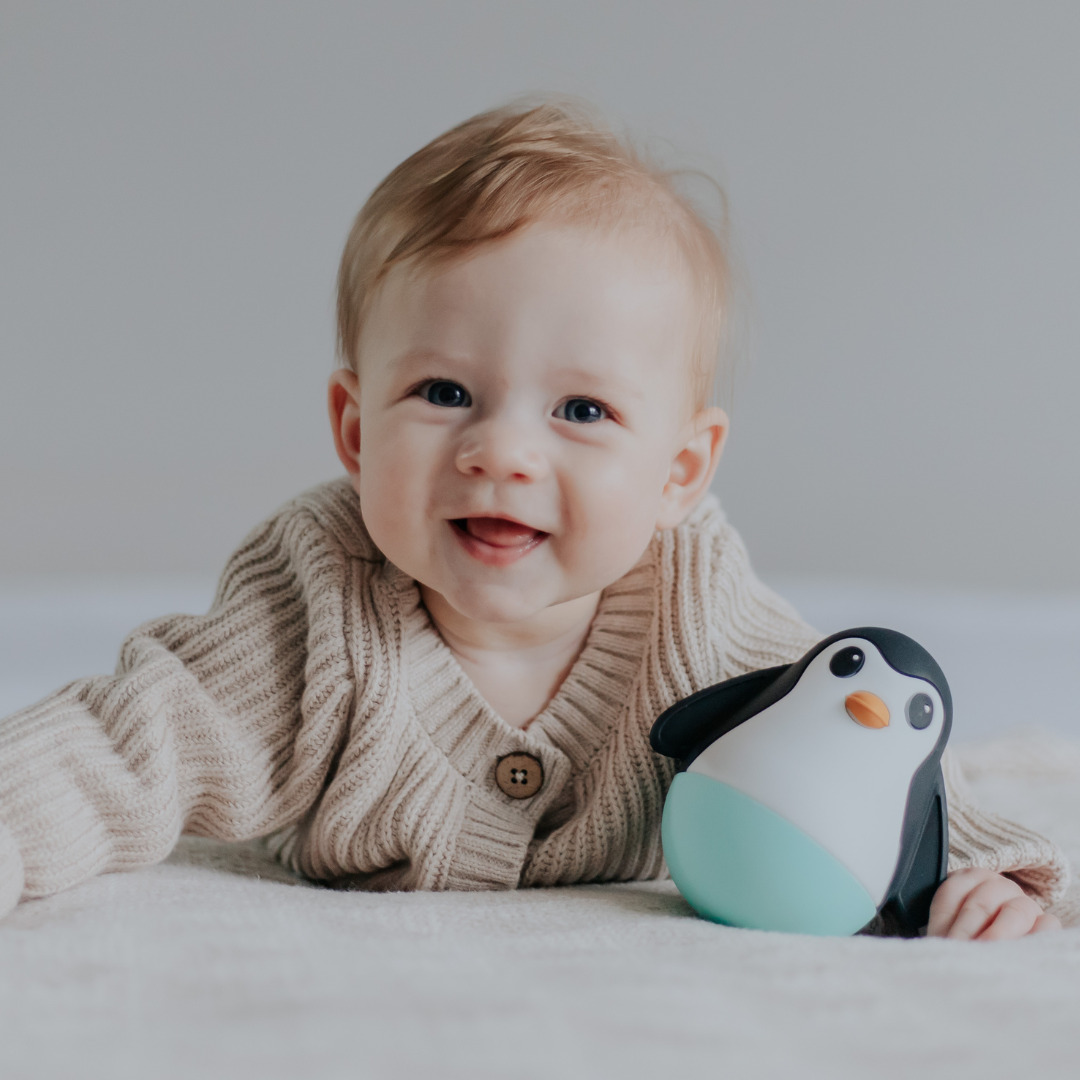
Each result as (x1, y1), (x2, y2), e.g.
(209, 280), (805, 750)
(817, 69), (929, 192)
(329, 101), (731, 625)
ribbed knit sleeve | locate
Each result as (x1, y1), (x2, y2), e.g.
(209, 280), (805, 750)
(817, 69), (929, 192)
(0, 490), (358, 919)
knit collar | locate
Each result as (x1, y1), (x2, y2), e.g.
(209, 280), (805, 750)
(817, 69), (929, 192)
(383, 544), (658, 776)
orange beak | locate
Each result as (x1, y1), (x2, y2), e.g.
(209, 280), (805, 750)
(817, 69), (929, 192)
(845, 691), (890, 729)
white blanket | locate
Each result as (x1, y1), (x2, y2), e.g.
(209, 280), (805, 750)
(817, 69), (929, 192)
(2, 580), (1079, 1078)
(0, 730), (1077, 1080)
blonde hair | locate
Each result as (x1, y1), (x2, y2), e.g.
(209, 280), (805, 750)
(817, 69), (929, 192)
(336, 100), (730, 406)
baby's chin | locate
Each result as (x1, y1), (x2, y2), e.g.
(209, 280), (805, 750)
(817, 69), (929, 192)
(432, 583), (566, 625)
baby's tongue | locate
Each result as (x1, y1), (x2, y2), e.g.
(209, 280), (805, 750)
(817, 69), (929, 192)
(464, 517), (543, 547)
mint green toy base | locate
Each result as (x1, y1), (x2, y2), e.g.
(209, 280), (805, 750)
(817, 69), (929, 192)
(663, 772), (877, 936)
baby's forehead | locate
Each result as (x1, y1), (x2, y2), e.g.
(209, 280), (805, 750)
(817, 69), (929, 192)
(408, 215), (695, 288)
(368, 224), (700, 373)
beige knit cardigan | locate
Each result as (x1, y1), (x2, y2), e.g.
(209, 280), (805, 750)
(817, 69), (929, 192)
(0, 480), (1068, 919)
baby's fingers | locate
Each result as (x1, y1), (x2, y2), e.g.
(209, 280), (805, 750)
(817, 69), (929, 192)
(973, 894), (1043, 941)
(940, 881), (1008, 940)
(927, 868), (996, 937)
(1032, 911), (1062, 935)
(927, 869), (1058, 941)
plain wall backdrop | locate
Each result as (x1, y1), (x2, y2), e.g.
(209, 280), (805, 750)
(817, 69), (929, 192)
(2, 1), (1078, 588)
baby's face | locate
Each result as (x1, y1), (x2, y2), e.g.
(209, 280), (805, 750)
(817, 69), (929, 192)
(346, 224), (719, 624)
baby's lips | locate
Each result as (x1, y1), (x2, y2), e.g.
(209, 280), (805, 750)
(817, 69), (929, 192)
(462, 517), (545, 548)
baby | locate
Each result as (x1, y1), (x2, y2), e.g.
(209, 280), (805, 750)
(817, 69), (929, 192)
(0, 102), (1066, 938)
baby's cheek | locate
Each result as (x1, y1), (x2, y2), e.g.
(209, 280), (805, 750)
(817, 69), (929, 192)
(357, 432), (430, 557)
(564, 460), (664, 582)
(586, 447), (668, 520)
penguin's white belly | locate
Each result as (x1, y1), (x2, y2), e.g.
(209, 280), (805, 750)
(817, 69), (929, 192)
(687, 645), (944, 905)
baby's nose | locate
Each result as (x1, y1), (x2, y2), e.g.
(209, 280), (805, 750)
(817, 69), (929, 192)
(454, 419), (549, 483)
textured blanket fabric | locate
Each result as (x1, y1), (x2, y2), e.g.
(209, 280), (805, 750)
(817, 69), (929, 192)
(0, 730), (1077, 1080)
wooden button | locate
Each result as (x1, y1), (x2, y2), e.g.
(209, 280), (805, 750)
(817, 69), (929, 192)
(495, 753), (544, 799)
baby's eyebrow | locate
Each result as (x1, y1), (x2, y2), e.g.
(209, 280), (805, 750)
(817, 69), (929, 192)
(389, 347), (462, 371)
(548, 366), (647, 401)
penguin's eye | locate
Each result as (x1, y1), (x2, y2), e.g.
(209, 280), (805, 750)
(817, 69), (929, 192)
(906, 693), (934, 730)
(829, 646), (865, 677)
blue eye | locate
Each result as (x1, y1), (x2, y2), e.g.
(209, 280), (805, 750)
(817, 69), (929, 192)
(422, 380), (471, 408)
(556, 398), (606, 424)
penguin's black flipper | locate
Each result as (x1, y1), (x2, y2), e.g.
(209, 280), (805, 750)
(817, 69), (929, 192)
(879, 766), (949, 936)
(650, 664), (790, 764)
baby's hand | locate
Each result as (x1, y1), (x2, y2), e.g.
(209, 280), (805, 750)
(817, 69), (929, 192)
(927, 867), (1061, 940)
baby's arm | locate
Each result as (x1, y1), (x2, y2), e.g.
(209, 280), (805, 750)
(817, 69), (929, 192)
(703, 511), (1069, 939)
(923, 751), (1068, 939)
(0, 501), (355, 919)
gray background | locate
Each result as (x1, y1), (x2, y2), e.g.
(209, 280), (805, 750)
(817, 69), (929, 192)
(3, 1), (1079, 588)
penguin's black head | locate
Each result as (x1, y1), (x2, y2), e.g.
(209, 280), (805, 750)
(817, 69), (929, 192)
(650, 627), (952, 766)
(830, 627), (952, 725)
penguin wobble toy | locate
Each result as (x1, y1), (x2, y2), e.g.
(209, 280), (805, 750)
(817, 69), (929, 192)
(650, 628), (952, 937)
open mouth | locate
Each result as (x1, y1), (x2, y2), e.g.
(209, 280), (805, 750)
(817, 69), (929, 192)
(450, 517), (548, 566)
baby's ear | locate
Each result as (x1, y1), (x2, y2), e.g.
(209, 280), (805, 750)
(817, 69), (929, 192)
(328, 368), (362, 475)
(655, 407), (728, 530)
